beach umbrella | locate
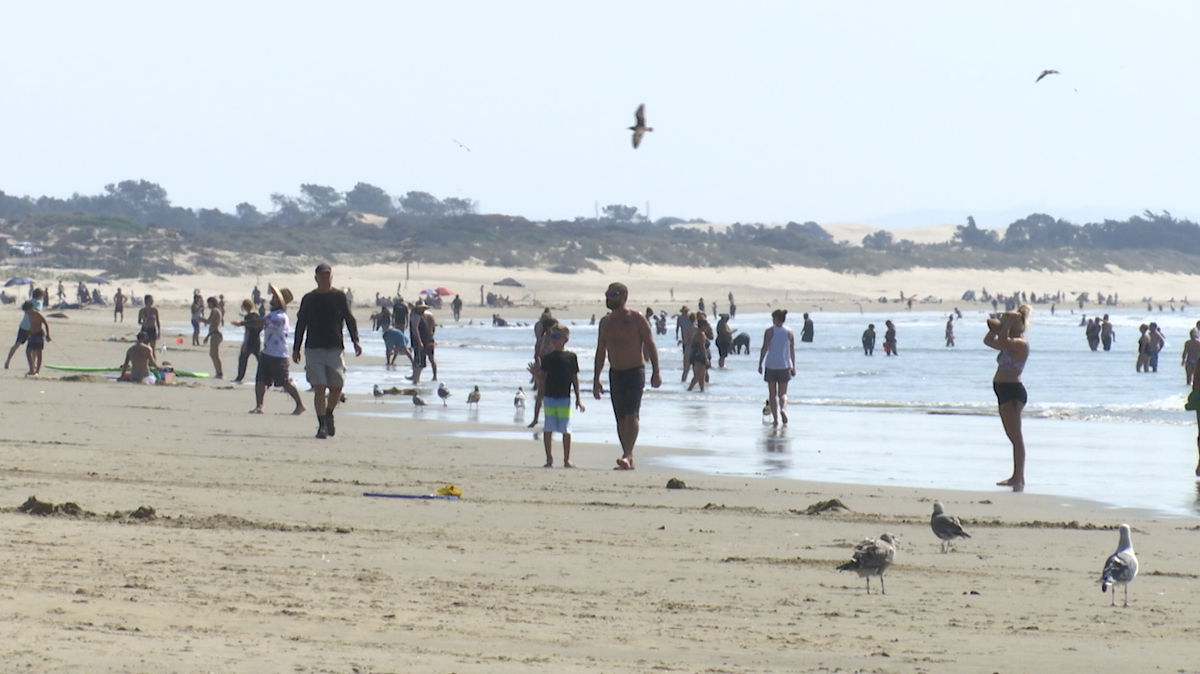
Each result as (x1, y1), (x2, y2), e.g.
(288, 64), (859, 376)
(4, 277), (33, 287)
(493, 277), (524, 287)
(435, 287), (454, 296)
(420, 288), (438, 296)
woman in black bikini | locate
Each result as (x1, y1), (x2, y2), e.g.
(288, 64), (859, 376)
(985, 305), (1030, 491)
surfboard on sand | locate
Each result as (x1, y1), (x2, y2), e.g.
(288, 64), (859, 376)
(46, 365), (211, 378)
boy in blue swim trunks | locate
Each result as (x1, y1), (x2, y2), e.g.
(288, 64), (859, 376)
(540, 324), (585, 467)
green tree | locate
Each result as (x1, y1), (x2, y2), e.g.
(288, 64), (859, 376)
(602, 204), (640, 223)
(236, 202), (265, 225)
(862, 229), (894, 249)
(443, 197), (475, 216)
(952, 216), (998, 248)
(399, 191), (445, 217)
(344, 182), (394, 215)
(270, 193), (305, 223)
(299, 184), (344, 214)
(104, 179), (171, 216)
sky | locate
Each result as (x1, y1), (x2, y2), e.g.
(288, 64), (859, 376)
(3, 1), (1200, 230)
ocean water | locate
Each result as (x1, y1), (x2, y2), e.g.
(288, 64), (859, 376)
(251, 307), (1200, 517)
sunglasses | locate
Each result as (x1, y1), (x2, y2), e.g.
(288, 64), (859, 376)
(547, 332), (563, 339)
(605, 290), (623, 297)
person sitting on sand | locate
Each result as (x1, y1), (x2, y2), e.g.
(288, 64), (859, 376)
(540, 324), (585, 467)
(20, 300), (51, 376)
(985, 305), (1031, 491)
(252, 284), (305, 415)
(137, 295), (161, 352)
(120, 331), (159, 383)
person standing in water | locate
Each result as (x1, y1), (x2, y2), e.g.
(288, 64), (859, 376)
(862, 323), (875, 356)
(757, 309), (796, 426)
(985, 305), (1030, 491)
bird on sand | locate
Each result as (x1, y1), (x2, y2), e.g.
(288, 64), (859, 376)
(930, 501), (971, 553)
(837, 533), (898, 594)
(437, 382), (451, 406)
(1035, 68), (1060, 83)
(373, 384), (384, 401)
(629, 104), (653, 149)
(1100, 523), (1138, 607)
(514, 386), (526, 409)
(412, 392), (427, 407)
(467, 385), (481, 407)
(761, 399), (772, 422)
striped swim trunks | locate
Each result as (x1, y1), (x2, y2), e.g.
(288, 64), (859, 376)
(543, 396), (572, 434)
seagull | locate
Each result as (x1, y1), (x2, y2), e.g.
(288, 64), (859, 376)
(437, 382), (451, 406)
(761, 399), (772, 422)
(930, 501), (971, 553)
(1035, 69), (1060, 83)
(514, 386), (526, 409)
(373, 384), (384, 401)
(467, 385), (481, 407)
(629, 103), (653, 149)
(837, 533), (897, 595)
(1100, 523), (1138, 607)
(412, 392), (427, 407)
(452, 139), (471, 152)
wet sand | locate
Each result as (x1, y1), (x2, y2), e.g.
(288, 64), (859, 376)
(1, 307), (1199, 672)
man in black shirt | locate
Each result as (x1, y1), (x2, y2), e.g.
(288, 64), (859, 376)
(292, 263), (362, 439)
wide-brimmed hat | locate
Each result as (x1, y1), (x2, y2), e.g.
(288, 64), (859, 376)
(414, 300), (427, 309)
(268, 283), (293, 308)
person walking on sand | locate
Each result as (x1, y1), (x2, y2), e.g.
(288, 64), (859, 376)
(293, 263), (361, 439)
(862, 323), (876, 356)
(593, 282), (662, 470)
(985, 304), (1030, 491)
(190, 291), (205, 346)
(540, 324), (585, 467)
(687, 312), (714, 392)
(113, 287), (126, 323)
(5, 288), (44, 369)
(252, 285), (305, 415)
(19, 300), (50, 376)
(203, 296), (224, 379)
(757, 309), (796, 426)
(231, 299), (262, 383)
(137, 295), (161, 352)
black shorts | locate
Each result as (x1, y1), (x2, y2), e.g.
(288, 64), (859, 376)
(763, 367), (791, 384)
(12, 327), (29, 345)
(993, 381), (1027, 406)
(256, 354), (291, 388)
(26, 333), (44, 351)
(142, 326), (158, 341)
(609, 366), (645, 421)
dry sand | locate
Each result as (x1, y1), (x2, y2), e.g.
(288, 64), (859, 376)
(2, 271), (1200, 672)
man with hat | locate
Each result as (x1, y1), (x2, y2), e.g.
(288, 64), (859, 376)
(251, 284), (305, 415)
(407, 299), (436, 384)
(292, 264), (361, 438)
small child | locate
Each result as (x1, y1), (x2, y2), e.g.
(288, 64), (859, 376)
(21, 300), (51, 376)
(539, 323), (585, 467)
(121, 331), (159, 383)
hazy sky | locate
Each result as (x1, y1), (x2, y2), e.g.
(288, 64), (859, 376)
(3, 1), (1200, 229)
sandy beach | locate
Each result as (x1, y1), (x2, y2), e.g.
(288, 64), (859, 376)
(3, 266), (1200, 672)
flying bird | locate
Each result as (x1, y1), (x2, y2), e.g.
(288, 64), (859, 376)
(452, 139), (471, 152)
(1100, 524), (1138, 607)
(437, 382), (451, 406)
(1035, 69), (1060, 83)
(837, 533), (897, 595)
(629, 104), (653, 149)
(930, 501), (971, 553)
(514, 386), (526, 409)
(412, 392), (427, 407)
(467, 385), (481, 407)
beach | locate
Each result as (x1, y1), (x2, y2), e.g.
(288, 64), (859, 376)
(3, 265), (1200, 672)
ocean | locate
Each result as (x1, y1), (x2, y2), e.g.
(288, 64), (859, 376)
(252, 305), (1200, 517)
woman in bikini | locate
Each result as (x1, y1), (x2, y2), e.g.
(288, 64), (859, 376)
(985, 305), (1030, 491)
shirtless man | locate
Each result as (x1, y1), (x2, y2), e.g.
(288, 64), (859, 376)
(121, 331), (159, 383)
(113, 288), (126, 322)
(137, 295), (161, 352)
(592, 282), (661, 470)
(20, 300), (51, 376)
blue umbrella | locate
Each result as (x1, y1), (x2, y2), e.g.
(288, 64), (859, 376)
(4, 277), (33, 287)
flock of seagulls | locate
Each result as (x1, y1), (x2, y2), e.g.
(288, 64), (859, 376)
(373, 383), (530, 411)
(836, 502), (1137, 605)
